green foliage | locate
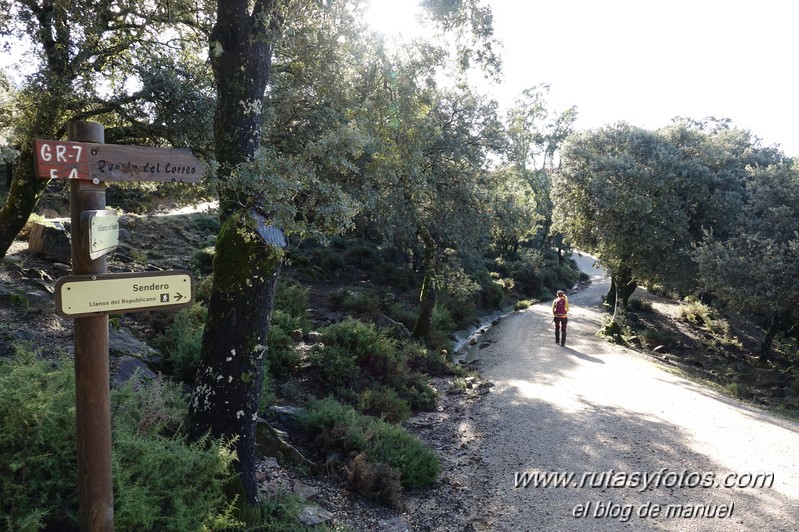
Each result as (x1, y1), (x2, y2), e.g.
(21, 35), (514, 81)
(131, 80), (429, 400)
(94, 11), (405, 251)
(0, 350), (239, 531)
(357, 386), (411, 423)
(318, 319), (403, 379)
(387, 301), (418, 331)
(696, 161), (799, 353)
(677, 299), (716, 329)
(555, 119), (783, 297)
(0, 349), (79, 531)
(298, 398), (440, 490)
(489, 249), (577, 299)
(402, 340), (454, 376)
(111, 379), (240, 532)
(244, 492), (321, 531)
(724, 381), (753, 400)
(0, 285), (29, 309)
(628, 298), (653, 312)
(112, 432), (238, 531)
(186, 214), (221, 235)
(429, 303), (457, 352)
(307, 319), (439, 413)
(274, 281), (311, 324)
(266, 310), (302, 379)
(637, 328), (679, 350)
(157, 303), (207, 383)
(193, 247), (216, 274)
(515, 299), (534, 310)
(340, 288), (382, 315)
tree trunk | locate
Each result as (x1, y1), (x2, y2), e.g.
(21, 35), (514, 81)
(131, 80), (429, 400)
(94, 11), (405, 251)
(188, 0), (280, 505)
(412, 228), (437, 341)
(413, 268), (437, 340)
(605, 278), (616, 307)
(610, 269), (637, 325)
(758, 314), (782, 362)
(188, 212), (282, 503)
(0, 150), (49, 257)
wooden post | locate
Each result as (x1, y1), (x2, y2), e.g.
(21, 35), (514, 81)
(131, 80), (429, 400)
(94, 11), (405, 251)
(68, 121), (114, 531)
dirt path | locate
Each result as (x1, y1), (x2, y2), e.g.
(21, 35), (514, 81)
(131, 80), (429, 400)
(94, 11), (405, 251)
(468, 253), (799, 531)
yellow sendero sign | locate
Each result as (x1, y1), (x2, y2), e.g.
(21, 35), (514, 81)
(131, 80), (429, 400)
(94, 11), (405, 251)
(55, 271), (192, 317)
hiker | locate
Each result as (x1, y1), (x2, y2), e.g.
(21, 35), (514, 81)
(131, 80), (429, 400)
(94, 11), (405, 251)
(552, 290), (569, 346)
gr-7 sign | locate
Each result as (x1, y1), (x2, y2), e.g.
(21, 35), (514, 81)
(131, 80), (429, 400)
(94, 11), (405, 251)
(34, 139), (205, 183)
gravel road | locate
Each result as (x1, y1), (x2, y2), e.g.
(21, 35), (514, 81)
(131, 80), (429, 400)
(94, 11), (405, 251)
(467, 253), (799, 531)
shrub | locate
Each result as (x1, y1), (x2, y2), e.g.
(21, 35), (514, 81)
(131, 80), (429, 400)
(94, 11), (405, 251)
(274, 281), (311, 324)
(629, 298), (653, 312)
(341, 288), (382, 315)
(387, 301), (417, 331)
(428, 304), (456, 352)
(193, 246), (215, 274)
(392, 374), (438, 412)
(0, 350), (239, 531)
(0, 349), (80, 531)
(357, 386), (411, 423)
(515, 299), (534, 310)
(307, 320), (440, 414)
(308, 344), (360, 392)
(677, 299), (715, 328)
(298, 398), (440, 490)
(347, 454), (405, 510)
(266, 310), (302, 379)
(158, 303), (207, 383)
(402, 341), (452, 376)
(637, 328), (678, 350)
(320, 319), (402, 378)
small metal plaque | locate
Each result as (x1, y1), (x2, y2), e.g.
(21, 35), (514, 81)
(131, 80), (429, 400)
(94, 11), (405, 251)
(83, 210), (119, 260)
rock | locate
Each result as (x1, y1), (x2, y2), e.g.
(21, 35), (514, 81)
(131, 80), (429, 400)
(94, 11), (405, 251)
(289, 329), (304, 342)
(298, 505), (333, 527)
(269, 405), (304, 425)
(308, 308), (344, 326)
(374, 314), (412, 340)
(0, 283), (28, 308)
(113, 355), (157, 387)
(479, 341), (491, 349)
(255, 418), (316, 473)
(109, 328), (159, 360)
(306, 331), (323, 343)
(21, 267), (54, 281)
(291, 479), (319, 500)
(27, 222), (72, 264)
(378, 516), (412, 532)
(21, 279), (54, 308)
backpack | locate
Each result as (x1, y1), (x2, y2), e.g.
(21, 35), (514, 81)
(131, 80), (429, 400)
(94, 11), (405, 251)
(555, 297), (567, 315)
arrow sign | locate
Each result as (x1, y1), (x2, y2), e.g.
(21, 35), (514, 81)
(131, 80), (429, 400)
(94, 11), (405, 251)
(55, 270), (193, 318)
(34, 139), (206, 183)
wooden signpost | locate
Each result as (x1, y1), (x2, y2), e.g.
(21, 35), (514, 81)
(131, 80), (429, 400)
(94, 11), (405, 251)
(35, 122), (204, 531)
(33, 139), (204, 183)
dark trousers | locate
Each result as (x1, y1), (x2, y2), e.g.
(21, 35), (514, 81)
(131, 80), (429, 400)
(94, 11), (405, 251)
(554, 317), (568, 345)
